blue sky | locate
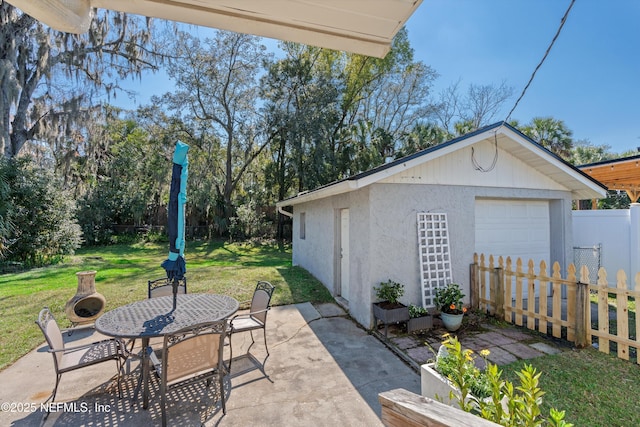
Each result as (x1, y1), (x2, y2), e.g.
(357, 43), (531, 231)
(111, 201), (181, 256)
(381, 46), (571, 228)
(405, 0), (640, 153)
(120, 0), (639, 154)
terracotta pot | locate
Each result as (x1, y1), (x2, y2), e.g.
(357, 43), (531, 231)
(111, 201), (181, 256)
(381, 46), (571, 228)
(64, 270), (106, 325)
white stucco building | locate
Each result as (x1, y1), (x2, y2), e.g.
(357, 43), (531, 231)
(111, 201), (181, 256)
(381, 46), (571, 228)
(276, 122), (607, 328)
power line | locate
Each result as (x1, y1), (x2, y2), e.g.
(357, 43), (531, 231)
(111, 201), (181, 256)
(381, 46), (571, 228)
(503, 0), (576, 124)
(473, 0), (576, 173)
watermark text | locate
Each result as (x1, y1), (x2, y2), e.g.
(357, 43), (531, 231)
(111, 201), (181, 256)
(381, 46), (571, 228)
(1, 401), (111, 413)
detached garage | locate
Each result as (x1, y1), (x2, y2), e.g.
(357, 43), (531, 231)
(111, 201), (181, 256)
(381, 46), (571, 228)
(276, 122), (607, 329)
(475, 199), (551, 266)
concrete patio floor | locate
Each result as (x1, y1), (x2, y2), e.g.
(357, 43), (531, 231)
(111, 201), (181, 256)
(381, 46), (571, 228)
(0, 302), (421, 427)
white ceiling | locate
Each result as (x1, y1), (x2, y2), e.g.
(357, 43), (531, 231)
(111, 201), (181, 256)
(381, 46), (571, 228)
(7, 0), (423, 58)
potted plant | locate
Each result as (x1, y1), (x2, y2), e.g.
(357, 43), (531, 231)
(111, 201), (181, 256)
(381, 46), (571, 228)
(434, 283), (467, 331)
(422, 336), (569, 425)
(421, 335), (491, 408)
(372, 280), (409, 336)
(407, 304), (432, 333)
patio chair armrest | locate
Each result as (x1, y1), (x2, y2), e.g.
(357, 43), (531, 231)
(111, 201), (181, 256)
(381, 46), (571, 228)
(49, 338), (125, 353)
(60, 324), (95, 334)
(229, 307), (269, 322)
(228, 313), (244, 323)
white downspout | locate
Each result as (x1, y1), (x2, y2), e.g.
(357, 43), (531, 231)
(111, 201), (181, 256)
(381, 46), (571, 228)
(278, 205), (293, 218)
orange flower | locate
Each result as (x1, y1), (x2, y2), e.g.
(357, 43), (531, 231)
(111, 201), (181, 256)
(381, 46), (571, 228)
(463, 307), (468, 313)
(450, 304), (456, 310)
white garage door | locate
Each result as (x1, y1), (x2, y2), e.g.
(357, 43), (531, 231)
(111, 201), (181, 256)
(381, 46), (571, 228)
(475, 199), (550, 266)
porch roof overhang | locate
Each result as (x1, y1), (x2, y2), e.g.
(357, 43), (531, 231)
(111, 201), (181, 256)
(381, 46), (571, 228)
(277, 122), (608, 209)
(7, 0), (423, 58)
(578, 155), (640, 202)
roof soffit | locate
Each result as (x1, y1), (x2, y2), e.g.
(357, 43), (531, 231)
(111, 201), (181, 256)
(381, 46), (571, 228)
(579, 157), (640, 192)
(8, 0), (423, 58)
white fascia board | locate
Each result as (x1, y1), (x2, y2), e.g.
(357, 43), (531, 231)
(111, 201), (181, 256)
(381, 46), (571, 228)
(92, 0), (400, 57)
(499, 127), (608, 199)
(7, 0), (92, 33)
(276, 180), (356, 207)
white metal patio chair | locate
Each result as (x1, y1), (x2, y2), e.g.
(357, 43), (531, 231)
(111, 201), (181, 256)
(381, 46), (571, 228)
(36, 307), (125, 417)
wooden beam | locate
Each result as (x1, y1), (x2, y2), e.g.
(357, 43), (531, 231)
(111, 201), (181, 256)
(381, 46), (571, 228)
(379, 388), (500, 427)
(625, 189), (640, 203)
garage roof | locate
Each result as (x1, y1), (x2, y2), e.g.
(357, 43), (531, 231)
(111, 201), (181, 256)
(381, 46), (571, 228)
(578, 155), (640, 202)
(277, 122), (608, 207)
(7, 0), (423, 58)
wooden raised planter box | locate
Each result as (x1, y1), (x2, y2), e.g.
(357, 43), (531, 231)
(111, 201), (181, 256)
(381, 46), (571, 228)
(373, 302), (409, 336)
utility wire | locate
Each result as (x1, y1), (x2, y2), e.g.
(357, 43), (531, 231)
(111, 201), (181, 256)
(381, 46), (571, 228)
(503, 0), (576, 124)
(474, 0), (576, 173)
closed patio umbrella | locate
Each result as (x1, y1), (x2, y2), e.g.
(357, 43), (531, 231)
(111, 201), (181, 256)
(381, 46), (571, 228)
(161, 141), (189, 309)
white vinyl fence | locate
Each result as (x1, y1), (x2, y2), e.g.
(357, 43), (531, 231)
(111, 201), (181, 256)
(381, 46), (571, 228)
(572, 203), (640, 287)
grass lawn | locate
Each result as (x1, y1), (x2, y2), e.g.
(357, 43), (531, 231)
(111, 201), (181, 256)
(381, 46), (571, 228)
(502, 348), (640, 426)
(494, 295), (640, 426)
(0, 240), (334, 371)
(4, 241), (640, 425)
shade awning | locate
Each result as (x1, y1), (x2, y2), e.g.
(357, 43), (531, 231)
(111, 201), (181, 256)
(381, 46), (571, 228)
(579, 155), (640, 202)
(7, 0), (423, 58)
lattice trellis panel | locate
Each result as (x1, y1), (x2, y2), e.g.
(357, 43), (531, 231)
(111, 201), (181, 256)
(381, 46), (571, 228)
(418, 212), (452, 308)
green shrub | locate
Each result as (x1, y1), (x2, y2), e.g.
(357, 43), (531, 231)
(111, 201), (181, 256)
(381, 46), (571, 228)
(409, 304), (429, 318)
(435, 335), (492, 407)
(434, 283), (466, 314)
(374, 279), (404, 304)
(0, 158), (13, 259)
(1, 158), (82, 266)
(438, 335), (573, 427)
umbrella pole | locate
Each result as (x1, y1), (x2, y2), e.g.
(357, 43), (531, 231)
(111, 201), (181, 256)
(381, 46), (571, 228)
(172, 278), (178, 311)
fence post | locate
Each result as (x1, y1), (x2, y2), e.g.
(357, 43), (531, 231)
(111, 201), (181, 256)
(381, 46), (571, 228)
(574, 280), (588, 348)
(493, 267), (504, 319)
(470, 262), (478, 310)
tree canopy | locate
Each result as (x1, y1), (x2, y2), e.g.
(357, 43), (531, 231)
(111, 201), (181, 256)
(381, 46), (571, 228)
(0, 2), (160, 159)
(0, 12), (630, 265)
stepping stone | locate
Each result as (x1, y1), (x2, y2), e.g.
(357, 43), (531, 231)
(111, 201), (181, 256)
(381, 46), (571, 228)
(459, 336), (493, 351)
(497, 328), (533, 341)
(530, 342), (562, 355)
(474, 331), (517, 346)
(406, 346), (435, 364)
(315, 303), (346, 317)
(485, 346), (518, 365)
(391, 336), (420, 350)
(502, 343), (544, 360)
